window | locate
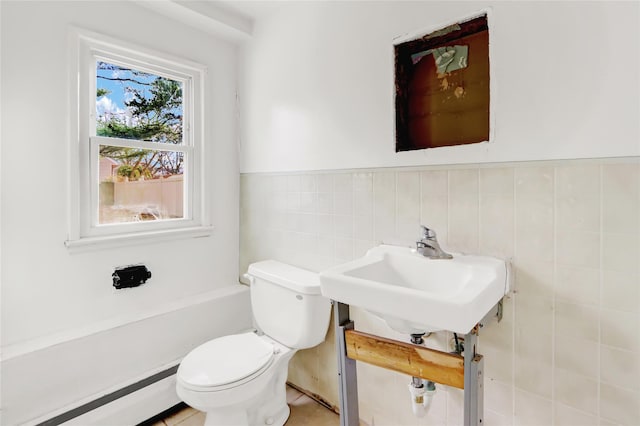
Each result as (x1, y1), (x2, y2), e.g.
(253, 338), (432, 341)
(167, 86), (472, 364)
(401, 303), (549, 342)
(394, 13), (491, 152)
(67, 29), (211, 249)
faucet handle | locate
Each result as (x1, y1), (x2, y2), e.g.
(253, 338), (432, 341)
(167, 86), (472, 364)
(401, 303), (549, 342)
(419, 225), (436, 239)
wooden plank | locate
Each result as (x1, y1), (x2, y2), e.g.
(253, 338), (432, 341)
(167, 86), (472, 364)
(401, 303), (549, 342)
(344, 329), (465, 389)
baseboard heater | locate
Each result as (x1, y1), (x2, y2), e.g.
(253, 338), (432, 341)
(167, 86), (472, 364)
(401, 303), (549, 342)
(36, 364), (180, 426)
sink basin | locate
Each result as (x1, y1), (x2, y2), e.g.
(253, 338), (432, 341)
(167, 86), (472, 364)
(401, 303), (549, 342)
(319, 245), (510, 334)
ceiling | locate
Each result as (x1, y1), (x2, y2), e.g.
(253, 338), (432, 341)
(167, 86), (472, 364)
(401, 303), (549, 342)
(134, 0), (286, 41)
(214, 0), (285, 21)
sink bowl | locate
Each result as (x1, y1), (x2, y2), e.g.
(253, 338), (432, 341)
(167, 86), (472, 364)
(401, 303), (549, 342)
(319, 245), (510, 334)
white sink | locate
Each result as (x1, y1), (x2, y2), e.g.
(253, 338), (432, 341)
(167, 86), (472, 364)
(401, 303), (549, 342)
(319, 245), (510, 334)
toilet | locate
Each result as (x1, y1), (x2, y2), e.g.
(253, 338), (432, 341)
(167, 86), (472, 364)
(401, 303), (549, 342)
(176, 260), (332, 426)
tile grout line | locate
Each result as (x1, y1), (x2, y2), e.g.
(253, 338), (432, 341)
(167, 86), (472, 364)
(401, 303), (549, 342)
(597, 163), (603, 422)
(551, 166), (557, 425)
(511, 165), (517, 425)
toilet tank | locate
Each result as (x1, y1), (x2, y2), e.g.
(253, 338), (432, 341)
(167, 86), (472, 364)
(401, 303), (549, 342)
(247, 260), (331, 349)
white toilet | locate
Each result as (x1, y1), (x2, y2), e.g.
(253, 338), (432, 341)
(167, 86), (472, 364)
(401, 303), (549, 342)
(176, 260), (332, 426)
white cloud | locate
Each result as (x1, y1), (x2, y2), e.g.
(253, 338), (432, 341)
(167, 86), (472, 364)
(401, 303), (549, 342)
(96, 96), (125, 121)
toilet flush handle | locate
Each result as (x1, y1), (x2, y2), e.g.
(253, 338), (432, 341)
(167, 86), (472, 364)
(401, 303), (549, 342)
(239, 273), (254, 286)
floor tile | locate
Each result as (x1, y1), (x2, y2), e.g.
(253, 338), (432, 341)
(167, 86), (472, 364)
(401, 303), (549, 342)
(285, 395), (339, 426)
(160, 386), (339, 426)
(164, 407), (199, 426)
(286, 386), (304, 403)
(175, 412), (206, 426)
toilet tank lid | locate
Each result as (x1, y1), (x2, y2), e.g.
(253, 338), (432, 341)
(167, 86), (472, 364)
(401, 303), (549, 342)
(248, 260), (321, 295)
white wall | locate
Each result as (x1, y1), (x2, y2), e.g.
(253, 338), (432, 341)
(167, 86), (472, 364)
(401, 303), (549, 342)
(1, 1), (248, 422)
(239, 1), (640, 173)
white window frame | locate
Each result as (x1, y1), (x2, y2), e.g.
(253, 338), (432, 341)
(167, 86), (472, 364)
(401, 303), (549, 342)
(66, 28), (212, 251)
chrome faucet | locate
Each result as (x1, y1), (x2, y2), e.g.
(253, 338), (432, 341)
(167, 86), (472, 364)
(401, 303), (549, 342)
(416, 226), (453, 259)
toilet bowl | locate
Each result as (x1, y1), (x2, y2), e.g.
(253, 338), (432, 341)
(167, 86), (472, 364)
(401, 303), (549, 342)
(176, 260), (331, 426)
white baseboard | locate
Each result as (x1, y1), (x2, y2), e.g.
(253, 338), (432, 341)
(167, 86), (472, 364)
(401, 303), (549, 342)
(62, 375), (181, 426)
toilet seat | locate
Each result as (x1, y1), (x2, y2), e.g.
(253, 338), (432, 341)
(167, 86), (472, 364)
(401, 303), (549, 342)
(177, 332), (276, 392)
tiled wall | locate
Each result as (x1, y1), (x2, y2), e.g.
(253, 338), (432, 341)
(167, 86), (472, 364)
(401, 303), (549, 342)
(240, 159), (640, 426)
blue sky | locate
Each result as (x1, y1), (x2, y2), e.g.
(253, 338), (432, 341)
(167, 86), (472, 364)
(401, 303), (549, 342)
(96, 61), (158, 120)
(95, 61), (184, 141)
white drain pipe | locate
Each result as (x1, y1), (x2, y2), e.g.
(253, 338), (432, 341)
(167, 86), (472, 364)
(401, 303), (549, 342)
(408, 379), (436, 417)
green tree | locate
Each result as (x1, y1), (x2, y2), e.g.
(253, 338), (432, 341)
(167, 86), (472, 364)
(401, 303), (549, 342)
(97, 62), (183, 179)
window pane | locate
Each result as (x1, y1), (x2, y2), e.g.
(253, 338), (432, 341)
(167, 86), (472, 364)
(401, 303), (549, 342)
(96, 61), (183, 144)
(99, 145), (184, 224)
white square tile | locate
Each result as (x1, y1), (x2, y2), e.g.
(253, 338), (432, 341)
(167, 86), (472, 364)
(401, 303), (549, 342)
(555, 265), (600, 306)
(318, 192), (334, 214)
(516, 193), (554, 231)
(449, 169), (479, 194)
(555, 164), (600, 196)
(601, 269), (640, 313)
(317, 235), (335, 258)
(555, 301), (599, 341)
(483, 346), (514, 383)
(480, 193), (515, 257)
(317, 174), (334, 193)
(480, 167), (514, 195)
(513, 260), (554, 300)
(353, 172), (373, 192)
(515, 319), (552, 365)
(554, 367), (598, 414)
(601, 345), (640, 391)
(515, 358), (552, 398)
(445, 387), (464, 426)
(300, 174), (318, 192)
(602, 193), (639, 234)
(554, 334), (598, 378)
(299, 192), (318, 213)
(515, 167), (554, 194)
(485, 379), (513, 417)
(334, 214), (353, 238)
(602, 162), (640, 195)
(353, 215), (373, 240)
(334, 237), (354, 261)
(601, 309), (640, 352)
(599, 383), (640, 425)
(420, 170), (448, 196)
(515, 292), (553, 333)
(483, 409), (513, 426)
(353, 191), (373, 216)
(374, 172), (396, 193)
(515, 226), (554, 262)
(317, 214), (333, 236)
(553, 402), (598, 426)
(556, 194), (600, 232)
(333, 173), (353, 192)
(556, 231), (600, 268)
(602, 233), (640, 274)
(287, 175), (302, 192)
(334, 191), (353, 215)
(448, 193), (479, 252)
(513, 389), (552, 426)
(374, 188), (395, 219)
(273, 175), (288, 192)
(287, 192), (301, 212)
(373, 215), (396, 244)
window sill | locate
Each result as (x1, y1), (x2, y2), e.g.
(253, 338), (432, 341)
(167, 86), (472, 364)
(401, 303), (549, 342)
(64, 226), (214, 253)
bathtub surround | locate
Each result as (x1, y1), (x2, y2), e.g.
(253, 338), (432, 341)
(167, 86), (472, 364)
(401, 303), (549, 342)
(240, 158), (640, 425)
